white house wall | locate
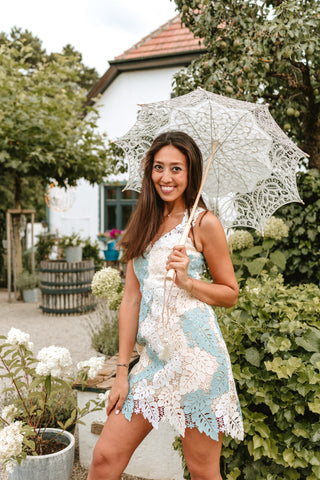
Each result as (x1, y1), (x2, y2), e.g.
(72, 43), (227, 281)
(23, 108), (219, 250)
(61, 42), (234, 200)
(49, 66), (180, 239)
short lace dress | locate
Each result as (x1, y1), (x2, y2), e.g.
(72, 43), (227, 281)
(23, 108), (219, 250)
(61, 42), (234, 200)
(122, 208), (244, 441)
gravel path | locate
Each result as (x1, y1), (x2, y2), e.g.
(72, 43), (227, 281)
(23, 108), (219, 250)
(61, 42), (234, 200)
(0, 289), (151, 480)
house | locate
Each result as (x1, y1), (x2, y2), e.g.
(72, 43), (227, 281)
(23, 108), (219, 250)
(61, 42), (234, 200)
(48, 15), (205, 239)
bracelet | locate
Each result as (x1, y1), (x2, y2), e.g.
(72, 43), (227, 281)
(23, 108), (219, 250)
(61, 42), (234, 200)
(117, 363), (129, 368)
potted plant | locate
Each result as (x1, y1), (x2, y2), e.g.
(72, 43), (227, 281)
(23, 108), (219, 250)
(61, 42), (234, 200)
(16, 271), (41, 303)
(82, 237), (104, 269)
(103, 229), (122, 261)
(97, 232), (107, 245)
(0, 328), (106, 480)
(58, 233), (83, 262)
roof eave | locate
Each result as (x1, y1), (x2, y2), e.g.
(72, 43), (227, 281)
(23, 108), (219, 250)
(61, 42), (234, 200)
(86, 49), (206, 105)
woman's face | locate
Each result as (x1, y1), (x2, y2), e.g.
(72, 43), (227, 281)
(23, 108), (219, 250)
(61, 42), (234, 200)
(151, 145), (188, 205)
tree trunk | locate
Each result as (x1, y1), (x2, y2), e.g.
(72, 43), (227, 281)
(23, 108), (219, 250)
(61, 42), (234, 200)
(13, 174), (23, 284)
(302, 110), (320, 171)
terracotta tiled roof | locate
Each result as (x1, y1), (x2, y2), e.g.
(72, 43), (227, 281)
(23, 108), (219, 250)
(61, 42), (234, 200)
(115, 14), (204, 61)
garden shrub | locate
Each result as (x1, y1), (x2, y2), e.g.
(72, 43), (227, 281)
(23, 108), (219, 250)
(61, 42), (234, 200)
(276, 169), (320, 286)
(86, 304), (119, 356)
(230, 219), (288, 289)
(82, 237), (104, 269)
(174, 275), (320, 479)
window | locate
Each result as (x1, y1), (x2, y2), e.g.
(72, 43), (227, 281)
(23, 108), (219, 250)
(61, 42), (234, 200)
(103, 185), (138, 231)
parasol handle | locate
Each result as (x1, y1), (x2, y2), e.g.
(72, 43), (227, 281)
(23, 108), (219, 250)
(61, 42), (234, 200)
(166, 142), (218, 281)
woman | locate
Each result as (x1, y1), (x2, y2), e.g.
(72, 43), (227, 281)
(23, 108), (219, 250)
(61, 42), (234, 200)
(87, 131), (244, 480)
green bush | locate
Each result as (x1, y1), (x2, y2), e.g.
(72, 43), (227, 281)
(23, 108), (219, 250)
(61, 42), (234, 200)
(82, 237), (104, 269)
(276, 169), (320, 286)
(35, 233), (57, 266)
(86, 304), (119, 356)
(16, 271), (40, 290)
(174, 275), (320, 479)
(217, 275), (320, 480)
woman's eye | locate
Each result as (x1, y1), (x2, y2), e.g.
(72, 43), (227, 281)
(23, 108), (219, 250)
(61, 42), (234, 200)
(153, 164), (162, 171)
(173, 166), (182, 172)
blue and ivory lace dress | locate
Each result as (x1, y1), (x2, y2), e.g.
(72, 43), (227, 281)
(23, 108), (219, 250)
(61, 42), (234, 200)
(122, 208), (244, 441)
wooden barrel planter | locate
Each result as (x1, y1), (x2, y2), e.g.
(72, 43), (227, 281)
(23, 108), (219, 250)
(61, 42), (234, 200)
(40, 260), (96, 316)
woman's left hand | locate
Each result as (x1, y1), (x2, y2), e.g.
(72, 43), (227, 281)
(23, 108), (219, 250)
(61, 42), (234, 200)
(166, 245), (190, 290)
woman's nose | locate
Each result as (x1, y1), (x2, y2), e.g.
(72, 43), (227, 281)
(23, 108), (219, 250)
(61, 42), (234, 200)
(161, 168), (172, 182)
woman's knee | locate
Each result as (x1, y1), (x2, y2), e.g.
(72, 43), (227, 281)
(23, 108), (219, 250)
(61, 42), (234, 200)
(184, 451), (221, 480)
(90, 438), (126, 475)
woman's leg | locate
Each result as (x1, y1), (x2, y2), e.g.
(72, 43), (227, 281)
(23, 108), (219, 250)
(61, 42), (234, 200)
(87, 411), (153, 480)
(181, 429), (224, 480)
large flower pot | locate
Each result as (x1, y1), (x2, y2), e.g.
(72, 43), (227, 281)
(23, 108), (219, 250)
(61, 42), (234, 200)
(65, 246), (82, 262)
(9, 428), (75, 480)
(22, 288), (40, 303)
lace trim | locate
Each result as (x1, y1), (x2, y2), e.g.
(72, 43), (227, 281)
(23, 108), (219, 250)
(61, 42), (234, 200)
(129, 399), (243, 441)
(148, 207), (205, 252)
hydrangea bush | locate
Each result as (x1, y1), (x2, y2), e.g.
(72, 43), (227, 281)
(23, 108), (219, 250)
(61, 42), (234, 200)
(229, 216), (289, 288)
(217, 275), (320, 480)
(174, 276), (320, 479)
(91, 266), (124, 310)
(0, 328), (106, 473)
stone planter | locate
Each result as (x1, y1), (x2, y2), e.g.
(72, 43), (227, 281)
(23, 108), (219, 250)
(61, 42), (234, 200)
(22, 288), (40, 303)
(65, 246), (82, 262)
(9, 428), (75, 480)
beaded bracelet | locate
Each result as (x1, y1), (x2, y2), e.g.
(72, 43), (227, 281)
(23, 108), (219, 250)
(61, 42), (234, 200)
(117, 363), (129, 368)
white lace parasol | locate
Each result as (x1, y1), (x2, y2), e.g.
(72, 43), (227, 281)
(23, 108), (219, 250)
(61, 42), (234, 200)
(116, 88), (306, 233)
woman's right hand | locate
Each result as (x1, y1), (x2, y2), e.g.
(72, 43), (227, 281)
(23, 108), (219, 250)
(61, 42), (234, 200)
(106, 374), (129, 416)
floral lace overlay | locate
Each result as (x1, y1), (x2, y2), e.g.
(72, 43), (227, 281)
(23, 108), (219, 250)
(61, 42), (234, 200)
(122, 208), (244, 441)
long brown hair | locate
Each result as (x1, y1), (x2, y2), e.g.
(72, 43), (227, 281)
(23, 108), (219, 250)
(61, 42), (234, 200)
(119, 131), (207, 260)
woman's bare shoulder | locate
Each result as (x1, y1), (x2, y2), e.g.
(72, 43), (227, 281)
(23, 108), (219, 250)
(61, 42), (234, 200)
(193, 210), (225, 251)
(197, 210), (224, 234)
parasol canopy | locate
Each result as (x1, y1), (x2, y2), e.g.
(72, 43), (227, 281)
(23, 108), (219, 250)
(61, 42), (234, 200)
(116, 87), (306, 234)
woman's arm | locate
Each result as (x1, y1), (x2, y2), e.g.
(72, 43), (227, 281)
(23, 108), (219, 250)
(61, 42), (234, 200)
(167, 212), (239, 308)
(106, 260), (141, 415)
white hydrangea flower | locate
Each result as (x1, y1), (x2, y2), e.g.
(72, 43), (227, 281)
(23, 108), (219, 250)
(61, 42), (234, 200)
(7, 328), (33, 350)
(0, 421), (23, 472)
(91, 267), (123, 304)
(1, 405), (17, 423)
(230, 230), (254, 251)
(36, 346), (73, 378)
(77, 356), (105, 379)
(97, 391), (109, 404)
(263, 216), (289, 241)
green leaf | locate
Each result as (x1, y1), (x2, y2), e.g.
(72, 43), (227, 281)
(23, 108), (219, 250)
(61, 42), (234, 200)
(45, 375), (52, 396)
(241, 246), (263, 257)
(296, 328), (320, 353)
(245, 347), (260, 367)
(270, 250), (286, 270)
(246, 258), (267, 276)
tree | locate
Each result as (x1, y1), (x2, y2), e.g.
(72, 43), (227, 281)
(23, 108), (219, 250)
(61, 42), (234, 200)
(0, 31), (108, 278)
(173, 0), (320, 169)
(0, 28), (100, 91)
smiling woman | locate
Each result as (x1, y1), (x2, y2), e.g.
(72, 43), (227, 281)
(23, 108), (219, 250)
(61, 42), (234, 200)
(86, 131), (242, 480)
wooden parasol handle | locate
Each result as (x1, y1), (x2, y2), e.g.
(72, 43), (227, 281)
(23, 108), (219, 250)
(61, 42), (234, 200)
(166, 142), (218, 281)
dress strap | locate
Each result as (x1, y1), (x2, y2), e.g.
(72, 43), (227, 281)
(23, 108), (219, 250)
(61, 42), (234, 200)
(191, 207), (206, 227)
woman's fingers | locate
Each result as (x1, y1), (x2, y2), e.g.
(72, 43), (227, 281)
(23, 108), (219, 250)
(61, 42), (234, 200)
(114, 392), (128, 415)
(166, 245), (189, 270)
(106, 382), (129, 416)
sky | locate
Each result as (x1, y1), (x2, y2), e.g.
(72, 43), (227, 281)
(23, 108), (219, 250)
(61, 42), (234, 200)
(0, 0), (178, 75)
